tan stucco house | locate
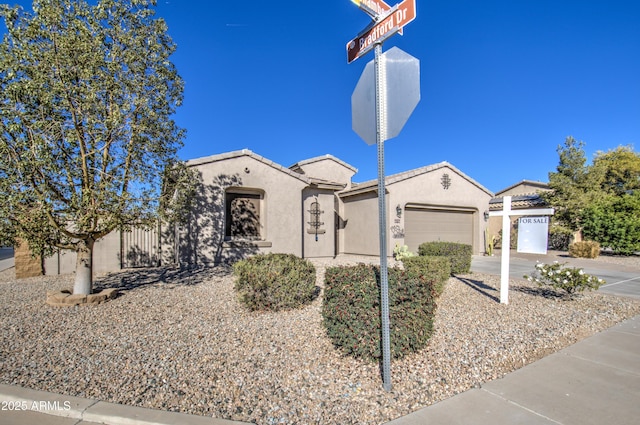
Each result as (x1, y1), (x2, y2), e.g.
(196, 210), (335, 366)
(165, 149), (493, 266)
(42, 149), (494, 275)
(487, 180), (551, 242)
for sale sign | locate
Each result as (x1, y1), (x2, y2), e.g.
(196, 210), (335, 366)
(517, 216), (550, 254)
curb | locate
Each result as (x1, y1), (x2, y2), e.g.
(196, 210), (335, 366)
(0, 384), (254, 425)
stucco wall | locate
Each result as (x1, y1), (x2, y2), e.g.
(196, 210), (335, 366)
(339, 165), (492, 256)
(302, 188), (336, 258)
(14, 239), (43, 279)
(388, 166), (491, 254)
(176, 153), (308, 265)
(294, 157), (356, 188)
(44, 230), (122, 276)
(341, 191), (383, 256)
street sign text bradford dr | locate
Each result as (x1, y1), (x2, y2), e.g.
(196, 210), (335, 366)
(346, 0), (416, 63)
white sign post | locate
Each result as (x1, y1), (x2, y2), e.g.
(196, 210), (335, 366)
(489, 196), (554, 304)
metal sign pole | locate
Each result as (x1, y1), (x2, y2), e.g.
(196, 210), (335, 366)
(374, 41), (392, 392)
(349, 0), (419, 393)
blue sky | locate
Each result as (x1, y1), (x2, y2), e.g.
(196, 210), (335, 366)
(4, 0), (640, 193)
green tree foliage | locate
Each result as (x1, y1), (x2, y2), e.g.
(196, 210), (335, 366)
(0, 0), (185, 294)
(543, 138), (640, 255)
(542, 137), (602, 231)
(582, 192), (640, 255)
(591, 146), (640, 196)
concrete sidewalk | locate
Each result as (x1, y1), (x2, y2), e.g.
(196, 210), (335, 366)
(1, 315), (638, 425)
(386, 314), (640, 425)
(471, 251), (640, 300)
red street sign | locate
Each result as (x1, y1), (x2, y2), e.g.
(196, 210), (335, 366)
(346, 0), (416, 63)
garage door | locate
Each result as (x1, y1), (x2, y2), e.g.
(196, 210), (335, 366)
(404, 208), (473, 253)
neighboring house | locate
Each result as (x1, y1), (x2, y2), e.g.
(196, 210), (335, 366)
(487, 180), (551, 247)
(38, 149), (494, 276)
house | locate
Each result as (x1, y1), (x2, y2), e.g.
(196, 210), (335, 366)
(338, 161), (493, 256)
(167, 149), (493, 265)
(40, 149), (494, 275)
(487, 180), (551, 248)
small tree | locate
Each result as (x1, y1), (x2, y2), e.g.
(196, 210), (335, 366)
(542, 137), (602, 232)
(0, 0), (185, 294)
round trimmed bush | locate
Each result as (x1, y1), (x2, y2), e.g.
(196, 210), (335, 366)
(322, 264), (437, 361)
(233, 253), (317, 311)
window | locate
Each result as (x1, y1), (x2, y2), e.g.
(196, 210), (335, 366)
(307, 200), (325, 236)
(225, 190), (263, 240)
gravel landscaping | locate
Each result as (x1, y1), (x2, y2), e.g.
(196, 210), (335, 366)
(1, 255), (639, 425)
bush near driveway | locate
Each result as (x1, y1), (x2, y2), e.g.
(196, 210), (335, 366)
(524, 261), (605, 298)
(418, 241), (472, 274)
(322, 263), (438, 361)
(401, 256), (450, 298)
(569, 241), (601, 259)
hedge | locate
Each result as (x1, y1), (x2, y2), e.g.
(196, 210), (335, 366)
(233, 253), (317, 311)
(322, 264), (437, 361)
(417, 241), (472, 274)
(401, 255), (451, 297)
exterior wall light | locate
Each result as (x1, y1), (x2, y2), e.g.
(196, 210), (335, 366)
(484, 210), (490, 221)
(396, 204), (402, 218)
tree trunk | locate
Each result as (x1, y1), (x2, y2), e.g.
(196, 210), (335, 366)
(73, 239), (94, 295)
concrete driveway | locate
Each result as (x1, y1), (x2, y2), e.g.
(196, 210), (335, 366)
(0, 247), (14, 272)
(471, 250), (640, 300)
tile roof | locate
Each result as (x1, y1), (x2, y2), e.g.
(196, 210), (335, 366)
(340, 161), (493, 197)
(489, 194), (549, 210)
(289, 154), (358, 173)
(186, 149), (347, 188)
(186, 149), (311, 184)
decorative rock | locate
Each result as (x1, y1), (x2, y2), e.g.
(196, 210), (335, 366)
(1, 255), (639, 425)
(46, 288), (119, 306)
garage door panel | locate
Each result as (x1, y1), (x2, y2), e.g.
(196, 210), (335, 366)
(405, 208), (473, 253)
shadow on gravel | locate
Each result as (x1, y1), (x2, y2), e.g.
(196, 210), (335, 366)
(93, 265), (232, 292)
(511, 285), (566, 300)
(455, 276), (500, 303)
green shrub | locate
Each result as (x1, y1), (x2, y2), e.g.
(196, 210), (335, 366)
(322, 264), (437, 361)
(581, 193), (640, 255)
(548, 224), (573, 251)
(569, 240), (601, 259)
(417, 241), (472, 274)
(233, 253), (317, 311)
(524, 261), (605, 298)
(401, 256), (450, 297)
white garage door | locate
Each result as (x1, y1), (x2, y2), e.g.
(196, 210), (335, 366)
(404, 208), (474, 253)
